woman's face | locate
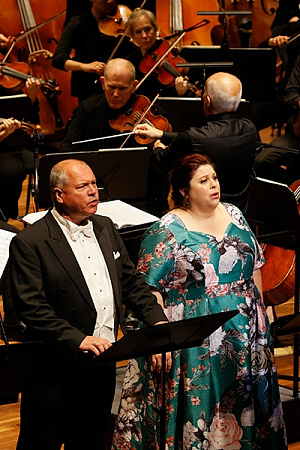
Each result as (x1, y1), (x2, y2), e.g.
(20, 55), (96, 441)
(131, 15), (157, 52)
(187, 164), (220, 209)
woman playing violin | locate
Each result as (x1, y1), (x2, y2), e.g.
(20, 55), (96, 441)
(125, 9), (193, 99)
(52, 0), (138, 103)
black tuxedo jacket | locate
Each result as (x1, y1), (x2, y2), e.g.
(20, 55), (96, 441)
(9, 211), (166, 358)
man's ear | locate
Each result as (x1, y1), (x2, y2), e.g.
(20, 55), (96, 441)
(53, 187), (64, 204)
(133, 79), (139, 90)
(100, 76), (105, 89)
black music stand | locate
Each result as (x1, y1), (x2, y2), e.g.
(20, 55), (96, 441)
(179, 47), (277, 103)
(247, 177), (300, 398)
(92, 311), (238, 449)
(35, 148), (149, 210)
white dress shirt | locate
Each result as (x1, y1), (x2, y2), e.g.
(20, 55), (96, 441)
(52, 208), (116, 342)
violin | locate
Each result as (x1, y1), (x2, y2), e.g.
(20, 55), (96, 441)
(0, 117), (42, 136)
(98, 4), (132, 37)
(109, 94), (171, 145)
(0, 61), (61, 95)
(139, 40), (202, 97)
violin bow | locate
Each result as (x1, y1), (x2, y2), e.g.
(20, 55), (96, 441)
(106, 0), (148, 63)
(72, 91), (162, 147)
(119, 90), (161, 148)
(135, 19), (209, 91)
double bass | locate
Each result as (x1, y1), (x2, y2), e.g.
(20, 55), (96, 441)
(1, 0), (77, 137)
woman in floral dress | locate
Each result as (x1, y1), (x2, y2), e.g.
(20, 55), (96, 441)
(112, 154), (287, 450)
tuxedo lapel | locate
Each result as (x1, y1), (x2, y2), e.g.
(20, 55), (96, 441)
(43, 213), (95, 312)
(92, 220), (120, 303)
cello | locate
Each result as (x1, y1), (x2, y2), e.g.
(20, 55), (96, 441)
(261, 179), (300, 306)
(155, 0), (220, 46)
(1, 0), (77, 138)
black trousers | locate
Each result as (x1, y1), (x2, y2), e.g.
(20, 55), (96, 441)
(17, 355), (116, 450)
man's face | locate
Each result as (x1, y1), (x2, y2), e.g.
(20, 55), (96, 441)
(54, 163), (99, 224)
(101, 70), (137, 109)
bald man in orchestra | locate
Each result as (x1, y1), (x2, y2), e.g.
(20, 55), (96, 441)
(134, 72), (258, 217)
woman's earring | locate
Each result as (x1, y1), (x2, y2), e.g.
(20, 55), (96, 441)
(185, 199), (190, 209)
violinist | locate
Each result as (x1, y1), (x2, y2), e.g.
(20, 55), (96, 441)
(0, 65), (41, 220)
(52, 0), (138, 103)
(125, 9), (192, 99)
(60, 58), (169, 151)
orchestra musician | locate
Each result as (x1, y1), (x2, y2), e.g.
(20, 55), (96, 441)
(52, 0), (139, 103)
(125, 8), (191, 99)
(134, 72), (258, 217)
(59, 58), (170, 152)
(0, 45), (41, 220)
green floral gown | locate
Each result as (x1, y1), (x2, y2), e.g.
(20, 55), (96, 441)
(112, 204), (287, 450)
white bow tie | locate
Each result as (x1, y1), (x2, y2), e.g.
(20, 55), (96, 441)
(69, 221), (93, 242)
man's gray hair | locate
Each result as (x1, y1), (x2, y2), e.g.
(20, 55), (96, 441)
(206, 74), (242, 113)
(50, 163), (69, 202)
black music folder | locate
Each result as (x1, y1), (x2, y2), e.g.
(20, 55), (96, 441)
(92, 310), (238, 365)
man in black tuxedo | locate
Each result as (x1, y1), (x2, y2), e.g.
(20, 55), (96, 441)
(9, 158), (168, 449)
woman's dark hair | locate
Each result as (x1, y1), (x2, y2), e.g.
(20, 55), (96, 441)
(170, 153), (215, 208)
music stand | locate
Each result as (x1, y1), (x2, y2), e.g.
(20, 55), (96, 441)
(247, 177), (300, 398)
(179, 47), (277, 103)
(93, 311), (238, 449)
(35, 148), (150, 210)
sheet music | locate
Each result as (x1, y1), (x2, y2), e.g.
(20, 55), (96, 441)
(96, 200), (158, 228)
(22, 201), (159, 229)
(0, 229), (17, 279)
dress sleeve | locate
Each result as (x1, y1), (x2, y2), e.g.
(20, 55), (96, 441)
(137, 222), (177, 292)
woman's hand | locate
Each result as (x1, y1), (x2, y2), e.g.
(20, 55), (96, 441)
(152, 351), (172, 373)
(82, 61), (105, 74)
(25, 78), (40, 104)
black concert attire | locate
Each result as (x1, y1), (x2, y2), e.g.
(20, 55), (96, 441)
(0, 220), (25, 342)
(65, 1), (156, 24)
(254, 53), (300, 185)
(60, 92), (148, 151)
(271, 0), (300, 31)
(52, 9), (138, 102)
(0, 89), (39, 220)
(148, 112), (258, 217)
